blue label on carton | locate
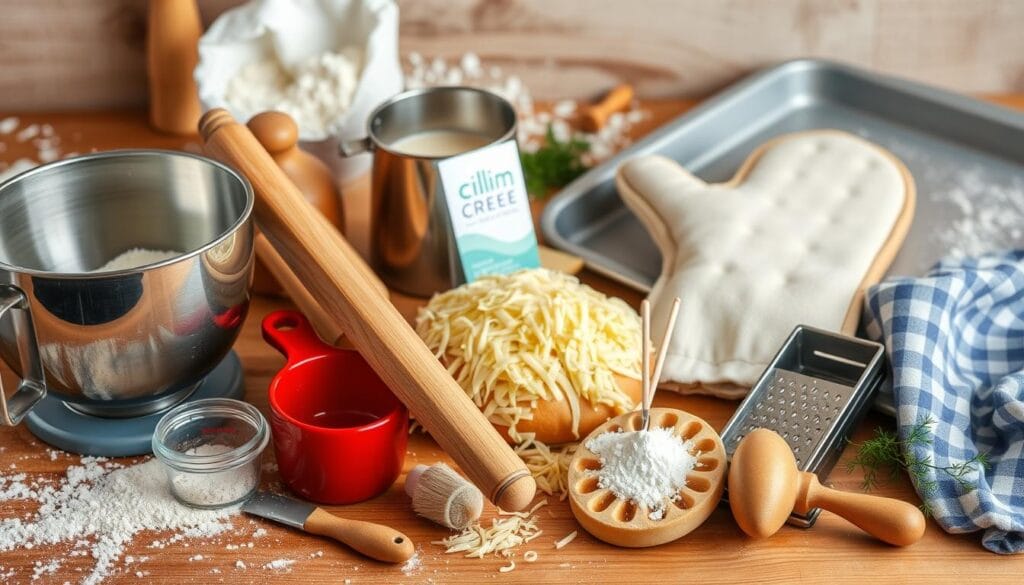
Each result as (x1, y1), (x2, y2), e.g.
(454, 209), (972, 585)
(437, 140), (540, 282)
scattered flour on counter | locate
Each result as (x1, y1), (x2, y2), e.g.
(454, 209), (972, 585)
(0, 457), (237, 585)
(0, 117), (73, 185)
(0, 158), (38, 183)
(225, 49), (362, 138)
(585, 428), (696, 521)
(264, 559), (295, 571)
(401, 551), (422, 575)
(404, 52), (647, 165)
(31, 559), (61, 580)
(95, 248), (182, 272)
(0, 116), (19, 134)
(16, 124), (40, 142)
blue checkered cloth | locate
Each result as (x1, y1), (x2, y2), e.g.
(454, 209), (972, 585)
(864, 251), (1024, 554)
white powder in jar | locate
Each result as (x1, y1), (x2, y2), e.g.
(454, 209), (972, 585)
(584, 427), (696, 521)
(95, 248), (182, 272)
(169, 444), (259, 508)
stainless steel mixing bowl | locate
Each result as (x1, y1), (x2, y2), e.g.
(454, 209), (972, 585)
(0, 150), (254, 424)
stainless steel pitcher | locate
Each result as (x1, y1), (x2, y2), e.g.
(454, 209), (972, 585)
(341, 87), (518, 297)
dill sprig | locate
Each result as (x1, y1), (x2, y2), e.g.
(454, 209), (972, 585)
(520, 125), (590, 199)
(846, 416), (990, 516)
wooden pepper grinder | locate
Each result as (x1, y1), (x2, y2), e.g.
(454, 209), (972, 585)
(147, 0), (203, 135)
(248, 111), (345, 296)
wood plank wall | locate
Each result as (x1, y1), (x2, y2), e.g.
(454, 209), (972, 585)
(0, 0), (1021, 111)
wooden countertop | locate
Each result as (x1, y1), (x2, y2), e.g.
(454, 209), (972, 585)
(1, 96), (1023, 584)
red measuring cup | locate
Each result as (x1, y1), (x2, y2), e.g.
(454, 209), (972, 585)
(262, 310), (408, 504)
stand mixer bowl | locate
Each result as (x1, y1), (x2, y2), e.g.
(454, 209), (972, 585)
(0, 150), (254, 423)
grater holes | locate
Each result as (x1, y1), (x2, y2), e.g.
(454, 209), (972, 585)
(675, 491), (695, 510)
(681, 421), (703, 440)
(607, 424), (623, 433)
(695, 456), (719, 471)
(614, 500), (638, 523)
(659, 412), (679, 428)
(687, 476), (712, 493)
(627, 412), (643, 431)
(692, 438), (717, 454)
(577, 476), (601, 494)
(577, 457), (602, 472)
(589, 491), (617, 513)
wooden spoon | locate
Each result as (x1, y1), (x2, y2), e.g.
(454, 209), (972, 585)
(728, 428), (926, 546)
(579, 84), (635, 133)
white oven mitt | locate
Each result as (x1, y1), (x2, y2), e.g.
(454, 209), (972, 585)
(616, 131), (915, 398)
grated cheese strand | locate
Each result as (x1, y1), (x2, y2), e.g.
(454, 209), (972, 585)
(433, 501), (547, 558)
(554, 530), (578, 550)
(416, 269), (642, 442)
(515, 438), (577, 500)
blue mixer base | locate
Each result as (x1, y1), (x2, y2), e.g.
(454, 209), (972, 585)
(24, 351), (244, 457)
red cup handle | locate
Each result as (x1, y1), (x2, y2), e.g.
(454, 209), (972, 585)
(262, 310), (332, 364)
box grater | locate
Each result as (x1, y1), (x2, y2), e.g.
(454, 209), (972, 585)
(720, 325), (886, 527)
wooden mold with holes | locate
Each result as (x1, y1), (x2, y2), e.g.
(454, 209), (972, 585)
(567, 407), (726, 547)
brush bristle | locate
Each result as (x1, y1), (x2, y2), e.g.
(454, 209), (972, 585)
(411, 463), (484, 529)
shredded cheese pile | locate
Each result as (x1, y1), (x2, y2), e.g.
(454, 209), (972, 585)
(515, 440), (577, 500)
(433, 501), (547, 558)
(416, 269), (642, 442)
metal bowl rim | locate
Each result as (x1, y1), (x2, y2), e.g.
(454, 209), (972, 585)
(0, 149), (255, 279)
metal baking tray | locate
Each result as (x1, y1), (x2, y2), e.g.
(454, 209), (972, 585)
(541, 58), (1024, 414)
(542, 59), (1024, 288)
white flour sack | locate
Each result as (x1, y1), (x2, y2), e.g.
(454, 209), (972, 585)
(197, 0), (401, 141)
(196, 0), (403, 183)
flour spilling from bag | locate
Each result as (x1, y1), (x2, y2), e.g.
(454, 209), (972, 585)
(196, 0), (402, 143)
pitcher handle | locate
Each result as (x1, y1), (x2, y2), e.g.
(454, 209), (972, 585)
(0, 285), (46, 425)
(339, 137), (372, 157)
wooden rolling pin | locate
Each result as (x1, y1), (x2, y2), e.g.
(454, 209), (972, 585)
(254, 233), (346, 346)
(200, 109), (536, 511)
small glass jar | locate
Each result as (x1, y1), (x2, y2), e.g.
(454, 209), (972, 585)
(152, 398), (269, 509)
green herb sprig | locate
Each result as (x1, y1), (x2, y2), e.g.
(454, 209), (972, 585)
(520, 125), (590, 199)
(846, 416), (990, 516)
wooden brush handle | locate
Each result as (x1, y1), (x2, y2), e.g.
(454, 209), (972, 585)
(796, 472), (926, 546)
(580, 84), (634, 132)
(304, 507), (414, 563)
(200, 109), (535, 511)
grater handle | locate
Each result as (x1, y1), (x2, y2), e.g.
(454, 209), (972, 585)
(795, 472), (926, 546)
